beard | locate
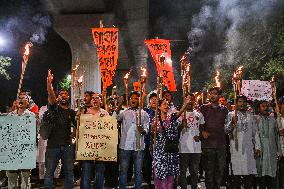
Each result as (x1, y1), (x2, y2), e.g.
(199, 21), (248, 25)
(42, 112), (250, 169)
(59, 99), (69, 105)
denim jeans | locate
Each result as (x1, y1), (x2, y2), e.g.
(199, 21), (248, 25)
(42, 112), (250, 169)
(119, 149), (144, 189)
(44, 145), (74, 189)
(95, 162), (105, 189)
(180, 153), (201, 189)
(80, 160), (94, 189)
(202, 148), (226, 189)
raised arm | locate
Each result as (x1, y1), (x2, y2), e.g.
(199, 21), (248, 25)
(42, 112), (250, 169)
(47, 69), (56, 105)
(176, 95), (191, 119)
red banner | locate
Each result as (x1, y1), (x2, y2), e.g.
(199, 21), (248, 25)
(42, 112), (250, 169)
(92, 28), (119, 90)
(144, 39), (176, 91)
(133, 82), (141, 92)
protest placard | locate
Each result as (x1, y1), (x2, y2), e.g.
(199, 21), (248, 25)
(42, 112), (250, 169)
(76, 114), (118, 161)
(241, 80), (272, 101)
(0, 115), (36, 170)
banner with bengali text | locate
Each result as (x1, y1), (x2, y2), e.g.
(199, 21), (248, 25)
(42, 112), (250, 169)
(144, 39), (176, 91)
(0, 115), (36, 170)
(241, 80), (272, 101)
(92, 28), (119, 90)
(76, 114), (118, 161)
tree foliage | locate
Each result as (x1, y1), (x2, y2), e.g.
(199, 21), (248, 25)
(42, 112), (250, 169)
(0, 56), (11, 80)
(213, 5), (284, 98)
(59, 75), (71, 91)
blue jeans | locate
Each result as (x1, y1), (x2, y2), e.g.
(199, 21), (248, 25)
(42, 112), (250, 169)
(119, 149), (144, 189)
(80, 161), (105, 189)
(80, 160), (94, 189)
(95, 162), (105, 189)
(44, 145), (74, 189)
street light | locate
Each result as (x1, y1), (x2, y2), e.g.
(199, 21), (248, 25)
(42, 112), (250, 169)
(0, 35), (6, 47)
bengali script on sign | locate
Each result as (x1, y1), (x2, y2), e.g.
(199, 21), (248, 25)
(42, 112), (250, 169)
(76, 114), (118, 161)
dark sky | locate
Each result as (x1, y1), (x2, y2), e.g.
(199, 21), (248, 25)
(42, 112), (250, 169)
(0, 0), (71, 111)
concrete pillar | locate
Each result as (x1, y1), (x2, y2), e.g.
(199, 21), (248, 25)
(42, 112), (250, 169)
(53, 13), (115, 93)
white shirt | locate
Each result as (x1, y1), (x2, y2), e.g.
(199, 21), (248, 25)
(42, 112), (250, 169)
(8, 109), (35, 116)
(179, 110), (205, 153)
(279, 117), (284, 154)
(117, 108), (149, 151)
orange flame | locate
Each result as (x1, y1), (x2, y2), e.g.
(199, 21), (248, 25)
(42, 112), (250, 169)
(237, 65), (243, 72)
(72, 64), (79, 71)
(24, 42), (33, 56)
(197, 95), (201, 101)
(124, 72), (130, 79)
(186, 64), (190, 72)
(215, 71), (221, 88)
(78, 75), (83, 83)
(141, 67), (147, 77)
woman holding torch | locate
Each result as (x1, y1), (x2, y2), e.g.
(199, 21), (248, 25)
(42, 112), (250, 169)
(152, 95), (191, 189)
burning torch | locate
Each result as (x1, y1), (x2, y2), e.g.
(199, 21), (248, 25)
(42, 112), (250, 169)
(71, 63), (80, 109)
(17, 42), (33, 98)
(124, 72), (130, 108)
(215, 70), (221, 88)
(153, 54), (165, 151)
(75, 75), (83, 158)
(232, 65), (244, 151)
(136, 67), (147, 151)
(180, 52), (191, 129)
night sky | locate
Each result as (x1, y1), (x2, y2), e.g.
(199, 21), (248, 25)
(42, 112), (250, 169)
(0, 0), (72, 111)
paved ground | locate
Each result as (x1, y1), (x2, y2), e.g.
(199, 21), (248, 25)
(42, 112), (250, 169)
(0, 178), (226, 189)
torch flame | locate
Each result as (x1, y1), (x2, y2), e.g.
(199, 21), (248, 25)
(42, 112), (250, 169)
(197, 95), (201, 101)
(73, 64), (79, 71)
(24, 42), (33, 56)
(141, 67), (147, 77)
(237, 66), (244, 72)
(186, 64), (190, 72)
(124, 72), (130, 79)
(215, 71), (221, 88)
(78, 75), (83, 83)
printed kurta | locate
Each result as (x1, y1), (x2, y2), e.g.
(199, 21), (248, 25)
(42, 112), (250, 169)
(153, 113), (180, 180)
(255, 115), (282, 177)
(225, 111), (261, 175)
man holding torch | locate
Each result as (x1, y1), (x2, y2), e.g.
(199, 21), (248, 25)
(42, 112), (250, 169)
(44, 70), (76, 189)
(225, 95), (261, 189)
(117, 91), (149, 189)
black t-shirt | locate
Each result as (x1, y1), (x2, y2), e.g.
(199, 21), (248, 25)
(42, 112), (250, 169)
(47, 104), (76, 148)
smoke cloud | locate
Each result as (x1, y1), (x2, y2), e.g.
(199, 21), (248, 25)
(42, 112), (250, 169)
(0, 2), (52, 47)
(188, 0), (282, 68)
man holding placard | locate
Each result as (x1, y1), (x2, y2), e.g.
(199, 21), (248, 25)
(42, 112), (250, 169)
(5, 92), (35, 189)
(80, 92), (109, 189)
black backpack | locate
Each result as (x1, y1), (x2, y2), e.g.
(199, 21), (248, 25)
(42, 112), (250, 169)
(39, 110), (55, 140)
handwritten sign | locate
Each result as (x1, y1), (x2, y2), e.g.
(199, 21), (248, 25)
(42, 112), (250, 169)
(0, 115), (36, 170)
(76, 114), (118, 161)
(241, 80), (272, 101)
(144, 39), (177, 91)
(92, 28), (119, 90)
